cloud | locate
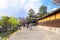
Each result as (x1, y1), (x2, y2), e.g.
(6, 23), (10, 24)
(0, 0), (43, 17)
(0, 0), (8, 9)
(23, 0), (42, 13)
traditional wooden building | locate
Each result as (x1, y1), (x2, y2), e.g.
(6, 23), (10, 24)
(38, 8), (60, 33)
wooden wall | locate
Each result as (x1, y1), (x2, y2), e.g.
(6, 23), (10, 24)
(38, 12), (60, 28)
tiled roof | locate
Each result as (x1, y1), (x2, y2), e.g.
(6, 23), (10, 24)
(38, 8), (60, 20)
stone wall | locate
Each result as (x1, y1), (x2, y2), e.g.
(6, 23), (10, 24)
(38, 9), (60, 34)
(38, 25), (60, 34)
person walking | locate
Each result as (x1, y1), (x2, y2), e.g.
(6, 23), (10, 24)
(29, 23), (32, 30)
(25, 24), (29, 29)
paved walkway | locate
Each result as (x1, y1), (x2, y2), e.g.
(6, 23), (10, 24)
(8, 27), (60, 40)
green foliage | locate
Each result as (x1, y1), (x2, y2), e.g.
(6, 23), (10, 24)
(26, 16), (31, 22)
(8, 17), (19, 30)
(39, 5), (47, 14)
(0, 20), (3, 26)
(0, 16), (20, 31)
(37, 5), (47, 18)
(0, 16), (19, 38)
(27, 9), (35, 21)
(1, 16), (9, 25)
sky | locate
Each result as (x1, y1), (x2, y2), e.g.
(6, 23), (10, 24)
(0, 0), (59, 18)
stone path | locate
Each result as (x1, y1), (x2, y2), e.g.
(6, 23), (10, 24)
(8, 27), (60, 40)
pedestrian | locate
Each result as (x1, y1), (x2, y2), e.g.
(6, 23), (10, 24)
(25, 24), (29, 29)
(29, 23), (32, 30)
(27, 24), (29, 29)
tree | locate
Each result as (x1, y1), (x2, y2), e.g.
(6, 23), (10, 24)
(0, 20), (3, 26)
(8, 17), (19, 30)
(39, 5), (47, 14)
(1, 16), (9, 25)
(20, 18), (27, 26)
(1, 16), (9, 31)
(0, 16), (20, 32)
(37, 5), (47, 18)
(52, 0), (60, 5)
(27, 9), (36, 21)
